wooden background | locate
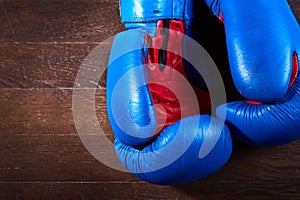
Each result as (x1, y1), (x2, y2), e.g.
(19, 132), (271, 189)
(1, 0), (300, 199)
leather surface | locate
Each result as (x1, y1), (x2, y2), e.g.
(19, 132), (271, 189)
(206, 0), (300, 102)
(115, 115), (232, 185)
(217, 66), (300, 146)
(206, 0), (300, 146)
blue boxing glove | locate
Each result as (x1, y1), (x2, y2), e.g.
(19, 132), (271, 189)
(106, 0), (232, 185)
(205, 0), (300, 146)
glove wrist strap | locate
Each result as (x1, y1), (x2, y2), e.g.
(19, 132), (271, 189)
(120, 0), (194, 26)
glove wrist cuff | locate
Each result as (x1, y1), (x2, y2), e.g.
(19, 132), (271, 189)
(120, 0), (194, 26)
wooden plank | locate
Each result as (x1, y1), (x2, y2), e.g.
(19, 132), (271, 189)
(0, 0), (124, 43)
(0, 43), (110, 88)
(0, 181), (300, 199)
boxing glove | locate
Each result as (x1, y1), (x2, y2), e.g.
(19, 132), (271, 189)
(106, 0), (232, 185)
(205, 0), (300, 146)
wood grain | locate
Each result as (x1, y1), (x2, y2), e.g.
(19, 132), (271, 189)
(1, 0), (300, 199)
(0, 43), (110, 88)
(0, 0), (124, 43)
